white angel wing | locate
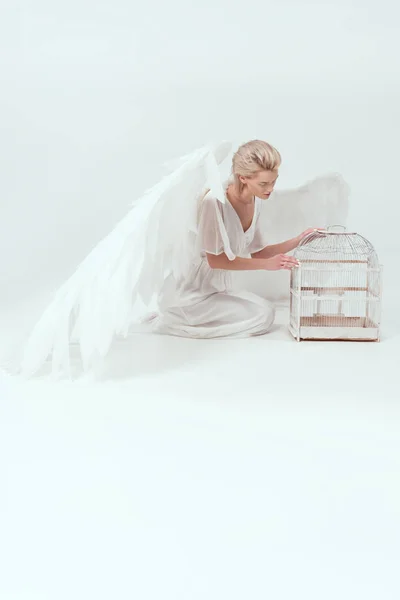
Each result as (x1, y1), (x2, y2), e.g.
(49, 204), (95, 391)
(258, 172), (350, 243)
(20, 142), (232, 378)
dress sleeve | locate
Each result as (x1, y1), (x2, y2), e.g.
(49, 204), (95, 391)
(196, 192), (236, 260)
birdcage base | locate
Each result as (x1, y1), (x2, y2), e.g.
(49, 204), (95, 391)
(289, 316), (379, 341)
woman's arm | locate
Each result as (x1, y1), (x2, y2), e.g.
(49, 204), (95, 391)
(206, 253), (298, 271)
(251, 236), (300, 259)
(251, 228), (318, 259)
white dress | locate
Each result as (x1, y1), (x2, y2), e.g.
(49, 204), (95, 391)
(151, 187), (275, 338)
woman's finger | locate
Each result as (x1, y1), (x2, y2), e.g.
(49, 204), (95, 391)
(283, 254), (297, 260)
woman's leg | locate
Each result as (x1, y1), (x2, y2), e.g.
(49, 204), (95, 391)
(153, 290), (275, 339)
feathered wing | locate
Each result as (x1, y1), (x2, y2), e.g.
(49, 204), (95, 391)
(20, 142), (232, 378)
(258, 172), (350, 243)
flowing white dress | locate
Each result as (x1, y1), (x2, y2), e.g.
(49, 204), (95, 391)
(152, 187), (275, 338)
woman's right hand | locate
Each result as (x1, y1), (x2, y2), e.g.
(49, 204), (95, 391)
(263, 254), (299, 271)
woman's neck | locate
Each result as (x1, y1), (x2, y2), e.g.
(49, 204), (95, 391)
(226, 183), (254, 206)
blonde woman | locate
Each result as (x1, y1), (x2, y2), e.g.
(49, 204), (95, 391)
(19, 140), (349, 377)
(155, 140), (316, 339)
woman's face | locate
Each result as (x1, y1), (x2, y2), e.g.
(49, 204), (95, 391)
(240, 169), (279, 199)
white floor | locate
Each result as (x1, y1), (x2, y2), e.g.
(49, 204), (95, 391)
(1, 258), (399, 600)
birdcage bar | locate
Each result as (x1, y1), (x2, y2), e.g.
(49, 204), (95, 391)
(289, 227), (382, 341)
(300, 259), (367, 264)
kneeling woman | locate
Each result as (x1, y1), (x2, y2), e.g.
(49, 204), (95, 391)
(18, 139), (348, 377)
(154, 140), (316, 339)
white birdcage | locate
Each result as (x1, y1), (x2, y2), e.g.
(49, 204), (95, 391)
(289, 226), (382, 342)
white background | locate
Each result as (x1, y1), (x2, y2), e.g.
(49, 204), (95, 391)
(1, 1), (399, 599)
(1, 0), (399, 303)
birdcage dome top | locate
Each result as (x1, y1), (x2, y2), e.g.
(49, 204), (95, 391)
(294, 225), (379, 262)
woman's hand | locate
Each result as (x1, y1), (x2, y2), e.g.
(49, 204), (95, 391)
(298, 228), (320, 240)
(294, 228), (325, 247)
(263, 254), (299, 271)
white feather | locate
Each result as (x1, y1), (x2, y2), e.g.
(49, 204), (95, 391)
(20, 142), (232, 378)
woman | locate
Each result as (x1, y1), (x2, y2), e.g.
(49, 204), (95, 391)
(153, 140), (315, 339)
(19, 139), (348, 377)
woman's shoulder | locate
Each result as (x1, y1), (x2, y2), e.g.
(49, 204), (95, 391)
(201, 187), (226, 209)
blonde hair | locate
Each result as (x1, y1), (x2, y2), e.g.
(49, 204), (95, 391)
(232, 140), (281, 188)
